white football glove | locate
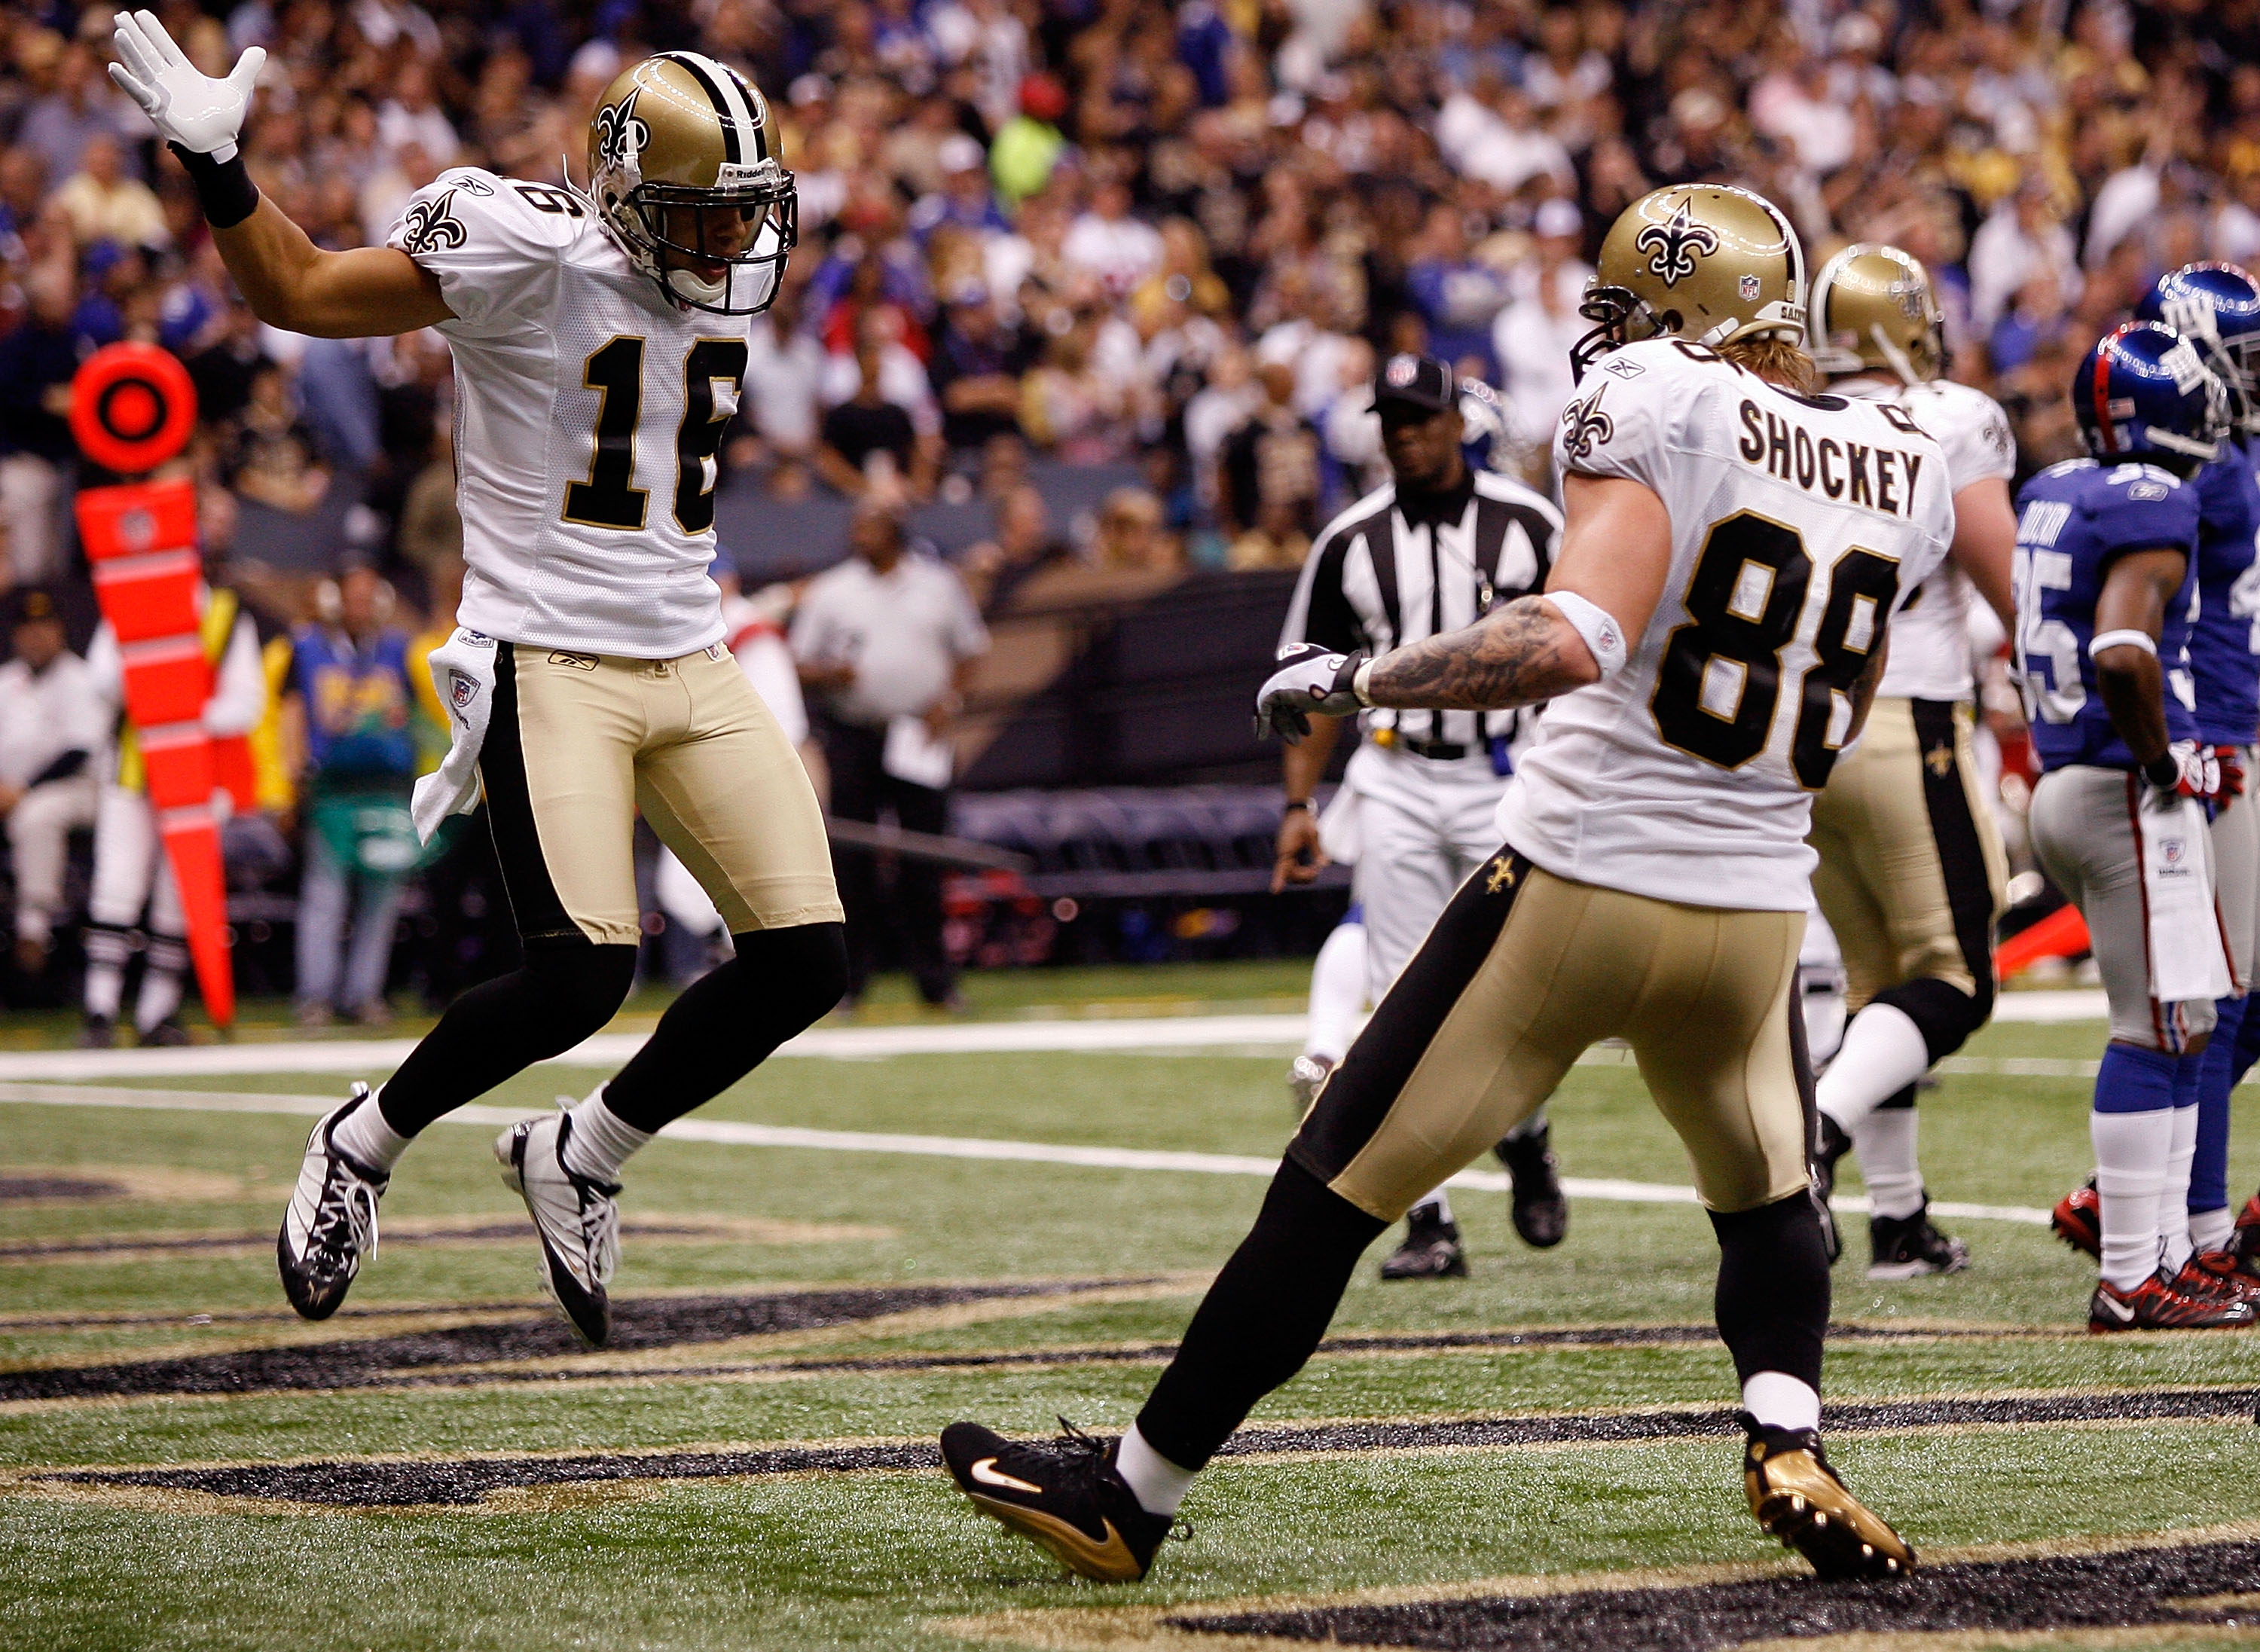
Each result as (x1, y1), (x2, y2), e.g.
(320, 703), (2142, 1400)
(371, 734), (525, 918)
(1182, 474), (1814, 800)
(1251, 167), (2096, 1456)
(1255, 643), (1367, 744)
(2142, 739), (2243, 806)
(108, 10), (266, 162)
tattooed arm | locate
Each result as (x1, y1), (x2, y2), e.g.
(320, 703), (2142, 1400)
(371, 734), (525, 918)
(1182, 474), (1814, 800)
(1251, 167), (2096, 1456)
(1364, 473), (1672, 711)
(1364, 597), (1598, 710)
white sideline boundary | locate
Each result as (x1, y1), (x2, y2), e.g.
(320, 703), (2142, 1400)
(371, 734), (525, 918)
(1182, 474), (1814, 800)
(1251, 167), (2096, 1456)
(0, 989), (2110, 1083)
(0, 1080), (2050, 1225)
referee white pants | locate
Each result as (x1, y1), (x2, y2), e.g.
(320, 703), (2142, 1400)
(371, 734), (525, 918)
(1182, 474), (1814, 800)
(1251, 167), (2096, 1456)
(88, 784), (182, 936)
(1349, 748), (1511, 1000)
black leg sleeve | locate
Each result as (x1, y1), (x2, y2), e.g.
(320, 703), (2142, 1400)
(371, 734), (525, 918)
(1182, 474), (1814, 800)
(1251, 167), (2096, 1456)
(1709, 1192), (1831, 1393)
(1135, 1158), (1387, 1470)
(601, 922), (848, 1132)
(379, 943), (639, 1135)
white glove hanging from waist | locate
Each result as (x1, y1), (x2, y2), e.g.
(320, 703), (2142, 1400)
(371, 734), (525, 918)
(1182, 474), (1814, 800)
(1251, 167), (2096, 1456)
(411, 628), (499, 844)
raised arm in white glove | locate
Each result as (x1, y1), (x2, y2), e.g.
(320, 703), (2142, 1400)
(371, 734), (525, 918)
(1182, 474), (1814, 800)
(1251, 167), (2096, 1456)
(108, 10), (265, 163)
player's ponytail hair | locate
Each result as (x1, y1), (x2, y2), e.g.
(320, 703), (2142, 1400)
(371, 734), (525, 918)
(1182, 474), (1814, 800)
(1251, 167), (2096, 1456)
(1722, 336), (1819, 393)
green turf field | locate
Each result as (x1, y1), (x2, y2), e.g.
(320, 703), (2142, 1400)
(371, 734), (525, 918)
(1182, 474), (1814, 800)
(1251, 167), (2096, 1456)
(3, 965), (2258, 1650)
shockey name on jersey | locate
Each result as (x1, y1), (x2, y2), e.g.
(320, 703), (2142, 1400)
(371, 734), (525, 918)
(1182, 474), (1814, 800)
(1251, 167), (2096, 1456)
(387, 166), (746, 659)
(1499, 339), (1955, 910)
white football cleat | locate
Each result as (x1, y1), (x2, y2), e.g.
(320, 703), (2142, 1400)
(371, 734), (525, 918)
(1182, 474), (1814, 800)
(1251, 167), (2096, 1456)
(495, 1106), (621, 1347)
(276, 1084), (389, 1321)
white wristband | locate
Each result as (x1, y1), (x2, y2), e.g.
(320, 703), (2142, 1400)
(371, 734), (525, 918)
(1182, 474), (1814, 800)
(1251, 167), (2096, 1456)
(1547, 591), (1629, 677)
(2089, 629), (2158, 658)
(1351, 657), (1376, 707)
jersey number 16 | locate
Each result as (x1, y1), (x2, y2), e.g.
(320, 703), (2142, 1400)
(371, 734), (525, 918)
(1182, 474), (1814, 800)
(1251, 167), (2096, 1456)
(563, 336), (750, 535)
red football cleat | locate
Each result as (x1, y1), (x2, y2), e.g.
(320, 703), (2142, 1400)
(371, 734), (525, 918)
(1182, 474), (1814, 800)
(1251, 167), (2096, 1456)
(2052, 1178), (2100, 1260)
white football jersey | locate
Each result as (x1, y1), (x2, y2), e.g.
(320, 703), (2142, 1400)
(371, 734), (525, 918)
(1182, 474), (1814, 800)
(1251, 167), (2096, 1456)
(1498, 340), (1953, 910)
(1838, 375), (2016, 701)
(389, 168), (748, 658)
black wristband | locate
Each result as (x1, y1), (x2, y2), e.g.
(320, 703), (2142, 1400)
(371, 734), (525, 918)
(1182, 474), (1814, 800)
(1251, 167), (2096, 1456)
(169, 142), (260, 230)
(2143, 753), (2181, 789)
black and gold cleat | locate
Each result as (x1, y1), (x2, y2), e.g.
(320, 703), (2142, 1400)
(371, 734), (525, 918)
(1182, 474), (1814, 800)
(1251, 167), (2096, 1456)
(940, 1418), (1178, 1583)
(1739, 1412), (1914, 1581)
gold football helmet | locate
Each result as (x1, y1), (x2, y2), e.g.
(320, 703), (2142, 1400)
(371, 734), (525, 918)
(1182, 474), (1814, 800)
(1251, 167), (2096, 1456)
(1572, 185), (1806, 379)
(588, 53), (796, 315)
(1807, 243), (1944, 383)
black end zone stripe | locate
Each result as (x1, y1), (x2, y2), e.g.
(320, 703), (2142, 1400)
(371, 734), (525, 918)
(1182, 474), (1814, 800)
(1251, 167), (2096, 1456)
(477, 642), (584, 948)
(1289, 849), (1532, 1188)
(668, 53), (744, 165)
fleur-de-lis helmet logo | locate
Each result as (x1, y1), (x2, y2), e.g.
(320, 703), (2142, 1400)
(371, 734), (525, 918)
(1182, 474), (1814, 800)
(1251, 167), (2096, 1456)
(1635, 200), (1720, 288)
(1559, 383), (1614, 460)
(399, 191), (465, 254)
(594, 88), (649, 176)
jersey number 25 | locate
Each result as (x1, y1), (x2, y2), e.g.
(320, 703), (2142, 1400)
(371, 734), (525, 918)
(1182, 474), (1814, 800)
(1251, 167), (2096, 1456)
(563, 336), (749, 535)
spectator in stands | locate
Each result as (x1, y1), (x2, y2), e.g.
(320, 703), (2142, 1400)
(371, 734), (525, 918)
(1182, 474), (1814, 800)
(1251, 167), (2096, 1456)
(1489, 196), (1592, 461)
(961, 484), (1070, 613)
(820, 312), (940, 498)
(225, 362), (331, 517)
(793, 499), (989, 1008)
(285, 565), (417, 1028)
(929, 282), (1035, 454)
(1093, 486), (1184, 576)
(1064, 168), (1165, 298)
(0, 267), (78, 590)
(1220, 362), (1321, 571)
(50, 132), (165, 250)
(745, 279), (827, 461)
(0, 588), (104, 979)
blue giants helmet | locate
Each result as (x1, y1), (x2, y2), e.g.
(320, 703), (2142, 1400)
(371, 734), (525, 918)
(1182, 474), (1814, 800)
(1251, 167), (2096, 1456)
(2072, 322), (2229, 466)
(2136, 261), (2260, 433)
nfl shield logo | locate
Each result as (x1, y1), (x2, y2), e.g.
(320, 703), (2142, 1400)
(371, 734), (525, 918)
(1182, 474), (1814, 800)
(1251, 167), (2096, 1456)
(1385, 355), (1419, 387)
(2164, 838), (2185, 866)
(1739, 273), (1761, 301)
(450, 670), (478, 711)
(119, 508), (156, 551)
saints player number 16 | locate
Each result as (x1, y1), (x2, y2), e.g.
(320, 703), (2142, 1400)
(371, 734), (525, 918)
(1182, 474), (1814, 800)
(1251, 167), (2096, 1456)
(563, 335), (750, 536)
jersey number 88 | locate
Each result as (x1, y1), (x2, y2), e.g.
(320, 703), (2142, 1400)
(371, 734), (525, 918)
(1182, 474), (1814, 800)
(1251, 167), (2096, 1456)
(1651, 511), (1901, 789)
(563, 336), (750, 535)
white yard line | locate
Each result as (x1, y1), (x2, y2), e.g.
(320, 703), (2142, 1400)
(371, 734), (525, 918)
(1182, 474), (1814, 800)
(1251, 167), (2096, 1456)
(0, 1080), (2050, 1224)
(0, 990), (2110, 1083)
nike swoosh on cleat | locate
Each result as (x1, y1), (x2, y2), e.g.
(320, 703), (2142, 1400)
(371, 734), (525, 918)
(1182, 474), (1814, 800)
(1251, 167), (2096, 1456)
(2096, 1296), (2135, 1322)
(969, 1458), (1044, 1495)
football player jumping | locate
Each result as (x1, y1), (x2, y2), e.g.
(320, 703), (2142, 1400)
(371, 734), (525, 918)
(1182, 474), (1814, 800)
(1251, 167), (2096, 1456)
(109, 13), (847, 1345)
(940, 185), (1944, 1584)
(1798, 245), (2018, 1278)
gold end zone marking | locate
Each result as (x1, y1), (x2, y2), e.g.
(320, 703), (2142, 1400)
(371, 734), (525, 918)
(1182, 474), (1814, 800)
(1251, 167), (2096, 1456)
(0, 1163), (247, 1204)
(0, 1275), (1211, 1415)
(933, 1520), (2260, 1650)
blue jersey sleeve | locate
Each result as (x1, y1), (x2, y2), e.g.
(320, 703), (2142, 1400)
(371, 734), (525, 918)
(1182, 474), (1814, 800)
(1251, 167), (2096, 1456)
(2076, 463), (2201, 563)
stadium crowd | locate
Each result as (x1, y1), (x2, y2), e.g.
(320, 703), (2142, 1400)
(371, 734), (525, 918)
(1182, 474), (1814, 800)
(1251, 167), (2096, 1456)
(0, 0), (2255, 1021)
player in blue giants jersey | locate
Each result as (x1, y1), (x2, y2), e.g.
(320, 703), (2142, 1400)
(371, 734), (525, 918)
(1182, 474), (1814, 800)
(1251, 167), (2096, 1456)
(2132, 263), (2260, 1293)
(2018, 319), (2253, 1330)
